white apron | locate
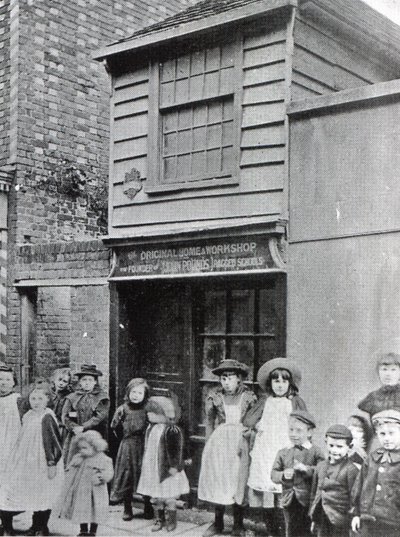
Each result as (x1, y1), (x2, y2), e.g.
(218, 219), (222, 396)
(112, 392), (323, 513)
(0, 408), (64, 511)
(137, 423), (190, 499)
(248, 397), (292, 506)
(0, 393), (21, 480)
(198, 395), (244, 505)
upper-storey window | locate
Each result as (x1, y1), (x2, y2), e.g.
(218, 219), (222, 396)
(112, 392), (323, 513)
(146, 36), (241, 193)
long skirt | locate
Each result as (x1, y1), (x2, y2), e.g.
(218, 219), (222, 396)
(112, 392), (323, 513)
(198, 423), (244, 505)
(110, 435), (144, 503)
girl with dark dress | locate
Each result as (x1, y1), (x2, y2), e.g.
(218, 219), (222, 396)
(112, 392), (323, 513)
(50, 368), (72, 443)
(110, 378), (153, 521)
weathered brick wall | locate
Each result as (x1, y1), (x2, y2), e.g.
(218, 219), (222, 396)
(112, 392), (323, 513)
(0, 0), (11, 167)
(7, 240), (111, 379)
(0, 229), (7, 360)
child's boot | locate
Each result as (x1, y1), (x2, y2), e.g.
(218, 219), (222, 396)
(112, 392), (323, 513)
(26, 511), (40, 536)
(231, 504), (245, 536)
(143, 496), (154, 520)
(122, 497), (134, 521)
(35, 510), (51, 536)
(1, 512), (15, 536)
(78, 523), (88, 536)
(166, 510), (177, 532)
(202, 505), (224, 537)
(88, 523), (98, 536)
(151, 509), (165, 532)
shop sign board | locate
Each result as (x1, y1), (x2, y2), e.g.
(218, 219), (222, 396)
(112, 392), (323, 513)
(112, 235), (282, 278)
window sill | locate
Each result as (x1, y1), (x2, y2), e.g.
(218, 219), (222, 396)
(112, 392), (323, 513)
(145, 175), (239, 195)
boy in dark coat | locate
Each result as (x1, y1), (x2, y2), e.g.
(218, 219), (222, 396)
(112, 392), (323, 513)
(271, 410), (325, 537)
(309, 425), (359, 536)
(351, 409), (400, 537)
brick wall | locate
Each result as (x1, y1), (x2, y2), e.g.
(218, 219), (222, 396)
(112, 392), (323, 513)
(0, 229), (7, 360)
(7, 240), (111, 380)
(0, 0), (11, 167)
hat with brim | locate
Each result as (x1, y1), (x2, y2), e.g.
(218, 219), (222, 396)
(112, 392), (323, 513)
(372, 409), (400, 427)
(290, 410), (316, 429)
(75, 364), (103, 378)
(211, 359), (249, 378)
(325, 424), (353, 442)
(257, 357), (301, 391)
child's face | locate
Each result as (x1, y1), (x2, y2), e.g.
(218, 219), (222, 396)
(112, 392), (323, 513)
(79, 375), (97, 392)
(271, 373), (289, 397)
(0, 371), (15, 396)
(326, 436), (350, 462)
(378, 364), (400, 386)
(289, 417), (311, 446)
(376, 422), (400, 451)
(78, 441), (95, 458)
(220, 372), (241, 395)
(129, 384), (146, 404)
(348, 424), (365, 448)
(29, 389), (49, 411)
(55, 375), (70, 392)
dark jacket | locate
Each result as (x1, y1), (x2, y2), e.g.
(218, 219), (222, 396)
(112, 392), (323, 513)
(352, 447), (400, 529)
(271, 444), (325, 508)
(42, 411), (63, 466)
(309, 457), (359, 528)
(358, 384), (400, 418)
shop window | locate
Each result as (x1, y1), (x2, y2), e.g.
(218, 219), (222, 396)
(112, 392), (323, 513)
(147, 38), (241, 193)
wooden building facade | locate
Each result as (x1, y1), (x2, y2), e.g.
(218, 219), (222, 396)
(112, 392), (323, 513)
(95, 0), (400, 487)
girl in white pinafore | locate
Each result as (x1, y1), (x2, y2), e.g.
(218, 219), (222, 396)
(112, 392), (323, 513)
(198, 360), (256, 537)
(243, 358), (306, 537)
(0, 363), (21, 482)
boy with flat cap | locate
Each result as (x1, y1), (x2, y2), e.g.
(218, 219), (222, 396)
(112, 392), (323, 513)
(309, 425), (359, 536)
(271, 410), (325, 537)
(351, 409), (400, 537)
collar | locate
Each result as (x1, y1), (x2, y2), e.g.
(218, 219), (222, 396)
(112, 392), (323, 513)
(372, 448), (400, 464)
(328, 455), (348, 465)
(294, 440), (312, 450)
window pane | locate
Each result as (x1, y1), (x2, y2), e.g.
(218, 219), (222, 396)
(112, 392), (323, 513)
(193, 126), (206, 150)
(259, 339), (279, 365)
(193, 105), (207, 127)
(161, 81), (175, 107)
(191, 151), (206, 175)
(222, 122), (233, 146)
(231, 289), (255, 332)
(162, 59), (175, 82)
(206, 148), (221, 173)
(259, 288), (278, 334)
(164, 132), (177, 156)
(164, 111), (178, 132)
(204, 71), (220, 97)
(178, 108), (192, 129)
(222, 146), (233, 172)
(208, 101), (222, 124)
(221, 42), (235, 68)
(204, 290), (226, 332)
(191, 49), (205, 75)
(230, 338), (254, 370)
(206, 47), (221, 71)
(177, 130), (192, 154)
(177, 55), (190, 78)
(175, 78), (189, 102)
(164, 156), (177, 181)
(207, 124), (222, 149)
(176, 153), (191, 176)
(189, 75), (203, 101)
(203, 338), (226, 377)
(220, 68), (234, 94)
(223, 99), (233, 120)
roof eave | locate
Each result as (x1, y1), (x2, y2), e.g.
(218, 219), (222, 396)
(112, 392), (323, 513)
(93, 0), (297, 61)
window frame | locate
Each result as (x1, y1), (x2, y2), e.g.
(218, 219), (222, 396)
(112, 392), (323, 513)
(146, 34), (243, 194)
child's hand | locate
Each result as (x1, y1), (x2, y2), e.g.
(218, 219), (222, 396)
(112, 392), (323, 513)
(168, 467), (178, 476)
(73, 425), (84, 435)
(351, 516), (360, 533)
(92, 473), (104, 485)
(283, 468), (294, 480)
(47, 466), (57, 480)
(293, 460), (308, 473)
(310, 522), (316, 534)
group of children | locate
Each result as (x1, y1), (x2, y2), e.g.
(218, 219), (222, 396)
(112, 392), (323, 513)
(1, 351), (400, 537)
(198, 353), (400, 537)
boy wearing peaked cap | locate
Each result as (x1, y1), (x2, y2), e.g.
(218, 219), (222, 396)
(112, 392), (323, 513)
(351, 409), (400, 537)
(271, 410), (324, 537)
(309, 425), (359, 537)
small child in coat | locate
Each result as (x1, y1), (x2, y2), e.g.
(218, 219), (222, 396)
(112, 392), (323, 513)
(55, 430), (114, 537)
(271, 410), (325, 537)
(50, 368), (72, 428)
(137, 394), (190, 533)
(110, 378), (153, 521)
(309, 425), (359, 537)
(351, 409), (400, 537)
(62, 364), (110, 465)
(0, 382), (64, 536)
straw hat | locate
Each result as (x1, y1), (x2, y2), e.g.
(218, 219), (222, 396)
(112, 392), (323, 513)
(257, 357), (301, 391)
(211, 359), (249, 378)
